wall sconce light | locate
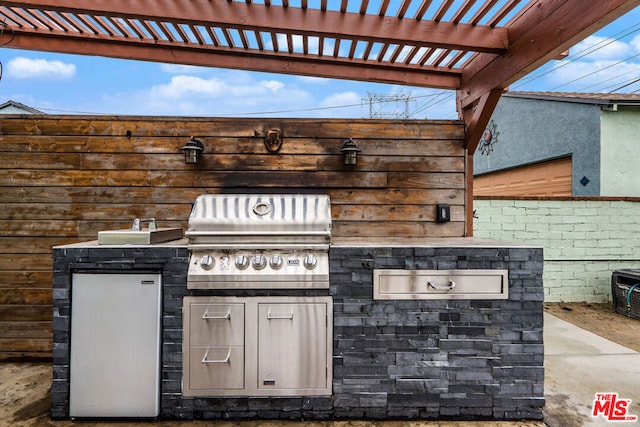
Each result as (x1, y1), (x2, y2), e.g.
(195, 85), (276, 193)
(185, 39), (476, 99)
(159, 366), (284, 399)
(181, 136), (204, 165)
(341, 138), (361, 166)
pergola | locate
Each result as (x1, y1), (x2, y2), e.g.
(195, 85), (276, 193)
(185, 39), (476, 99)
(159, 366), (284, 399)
(0, 0), (637, 150)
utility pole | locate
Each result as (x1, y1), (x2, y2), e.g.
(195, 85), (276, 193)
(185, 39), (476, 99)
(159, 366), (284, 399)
(364, 92), (415, 119)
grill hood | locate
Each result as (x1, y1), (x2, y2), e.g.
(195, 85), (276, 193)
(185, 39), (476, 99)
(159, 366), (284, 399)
(186, 194), (332, 247)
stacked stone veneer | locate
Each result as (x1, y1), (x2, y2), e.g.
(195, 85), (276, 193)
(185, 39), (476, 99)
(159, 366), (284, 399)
(51, 245), (190, 419)
(329, 246), (544, 420)
(52, 243), (544, 421)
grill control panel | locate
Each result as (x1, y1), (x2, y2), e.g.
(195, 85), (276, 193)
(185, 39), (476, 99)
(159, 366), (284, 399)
(187, 249), (329, 289)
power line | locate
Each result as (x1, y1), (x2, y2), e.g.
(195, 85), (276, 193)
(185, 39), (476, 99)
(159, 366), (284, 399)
(548, 51), (640, 91)
(576, 65), (640, 92)
(410, 91), (453, 118)
(33, 100), (365, 116)
(217, 101), (363, 116)
(513, 22), (640, 90)
(610, 76), (640, 93)
(30, 91), (455, 117)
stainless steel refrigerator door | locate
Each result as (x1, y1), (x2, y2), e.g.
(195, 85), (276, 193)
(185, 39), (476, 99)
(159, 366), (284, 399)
(69, 273), (161, 417)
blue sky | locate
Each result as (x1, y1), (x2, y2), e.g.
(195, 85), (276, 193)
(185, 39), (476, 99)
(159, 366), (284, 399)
(1, 5), (639, 119)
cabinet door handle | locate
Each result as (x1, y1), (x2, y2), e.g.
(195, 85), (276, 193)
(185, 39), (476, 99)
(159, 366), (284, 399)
(267, 309), (294, 320)
(427, 280), (456, 290)
(202, 308), (231, 320)
(202, 348), (231, 364)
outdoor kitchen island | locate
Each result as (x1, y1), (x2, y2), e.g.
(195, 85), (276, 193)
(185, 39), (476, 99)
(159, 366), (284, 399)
(52, 236), (544, 421)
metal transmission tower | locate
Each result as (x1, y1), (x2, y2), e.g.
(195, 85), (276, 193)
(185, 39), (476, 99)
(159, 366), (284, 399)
(364, 92), (415, 119)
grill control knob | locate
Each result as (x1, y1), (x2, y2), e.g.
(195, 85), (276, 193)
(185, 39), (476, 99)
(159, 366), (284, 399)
(303, 253), (317, 269)
(270, 255), (283, 270)
(235, 255), (249, 270)
(252, 254), (267, 270)
(200, 255), (215, 270)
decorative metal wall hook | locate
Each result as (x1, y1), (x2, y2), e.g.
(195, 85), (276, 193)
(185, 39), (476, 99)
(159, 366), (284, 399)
(264, 129), (282, 153)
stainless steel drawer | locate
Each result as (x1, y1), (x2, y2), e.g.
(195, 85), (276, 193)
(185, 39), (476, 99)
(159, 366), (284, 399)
(373, 269), (509, 300)
(188, 346), (245, 391)
(188, 303), (244, 346)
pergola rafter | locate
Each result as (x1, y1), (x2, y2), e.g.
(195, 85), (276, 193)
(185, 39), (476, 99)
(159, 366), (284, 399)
(0, 0), (637, 149)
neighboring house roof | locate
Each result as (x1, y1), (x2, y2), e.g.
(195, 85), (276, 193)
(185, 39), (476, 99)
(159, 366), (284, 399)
(504, 91), (640, 107)
(0, 100), (45, 114)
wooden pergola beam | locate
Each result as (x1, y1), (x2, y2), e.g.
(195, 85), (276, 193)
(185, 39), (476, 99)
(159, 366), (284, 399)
(6, 30), (462, 89)
(1, 1), (636, 155)
(456, 0), (639, 148)
(0, 0), (509, 53)
(458, 88), (503, 152)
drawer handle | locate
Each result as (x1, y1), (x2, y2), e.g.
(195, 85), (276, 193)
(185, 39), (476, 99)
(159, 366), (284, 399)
(427, 280), (456, 291)
(202, 348), (231, 364)
(202, 309), (231, 320)
(267, 309), (294, 320)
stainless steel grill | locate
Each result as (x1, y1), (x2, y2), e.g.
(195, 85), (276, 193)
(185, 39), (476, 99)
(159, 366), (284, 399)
(185, 194), (331, 289)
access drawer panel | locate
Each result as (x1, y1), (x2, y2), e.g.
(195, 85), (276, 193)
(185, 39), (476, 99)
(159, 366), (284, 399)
(188, 303), (245, 346)
(374, 269), (509, 300)
(188, 346), (245, 391)
(182, 296), (332, 397)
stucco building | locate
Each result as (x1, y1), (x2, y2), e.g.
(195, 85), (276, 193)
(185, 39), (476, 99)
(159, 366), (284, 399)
(474, 92), (640, 197)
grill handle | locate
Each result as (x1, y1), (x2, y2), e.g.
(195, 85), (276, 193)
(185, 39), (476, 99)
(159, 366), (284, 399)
(202, 309), (231, 320)
(427, 280), (456, 291)
(202, 348), (231, 364)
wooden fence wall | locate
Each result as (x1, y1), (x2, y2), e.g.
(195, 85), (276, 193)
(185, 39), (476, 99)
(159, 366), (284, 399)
(0, 116), (466, 359)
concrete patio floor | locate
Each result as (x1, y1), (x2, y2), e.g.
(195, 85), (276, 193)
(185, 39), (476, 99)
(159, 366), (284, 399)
(543, 313), (640, 426)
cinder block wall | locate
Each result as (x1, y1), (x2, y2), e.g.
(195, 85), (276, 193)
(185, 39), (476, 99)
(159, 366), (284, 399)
(473, 198), (640, 302)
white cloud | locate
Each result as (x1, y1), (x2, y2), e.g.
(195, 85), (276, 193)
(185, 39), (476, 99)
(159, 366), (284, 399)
(518, 33), (640, 92)
(319, 91), (361, 108)
(7, 57), (75, 79)
(276, 33), (341, 56)
(630, 34), (640, 54)
(571, 35), (632, 61)
(128, 72), (315, 116)
(296, 76), (329, 84)
(260, 80), (285, 92)
(92, 69), (449, 119)
(547, 60), (640, 91)
(275, 34), (321, 54)
(149, 75), (227, 98)
(149, 75), (286, 100)
(159, 64), (208, 74)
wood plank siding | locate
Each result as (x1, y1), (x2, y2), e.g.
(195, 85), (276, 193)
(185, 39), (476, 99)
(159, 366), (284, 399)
(0, 116), (466, 359)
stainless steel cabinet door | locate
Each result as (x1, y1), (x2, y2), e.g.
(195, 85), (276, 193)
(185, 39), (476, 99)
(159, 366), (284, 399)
(257, 302), (328, 390)
(69, 273), (161, 417)
(182, 296), (332, 396)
